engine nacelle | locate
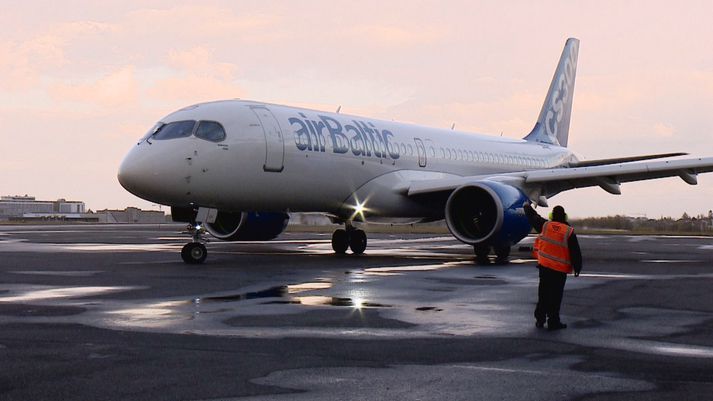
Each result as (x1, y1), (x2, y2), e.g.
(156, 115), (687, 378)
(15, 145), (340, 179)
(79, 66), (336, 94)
(205, 211), (289, 241)
(171, 207), (289, 241)
(445, 181), (531, 247)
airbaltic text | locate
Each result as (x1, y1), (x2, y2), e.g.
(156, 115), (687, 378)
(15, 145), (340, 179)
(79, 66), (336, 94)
(288, 114), (400, 159)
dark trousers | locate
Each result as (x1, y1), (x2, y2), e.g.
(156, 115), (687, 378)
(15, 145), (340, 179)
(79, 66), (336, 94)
(535, 266), (567, 324)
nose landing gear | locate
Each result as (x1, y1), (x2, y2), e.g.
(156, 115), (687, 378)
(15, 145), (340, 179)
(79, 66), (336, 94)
(331, 223), (367, 255)
(181, 223), (208, 264)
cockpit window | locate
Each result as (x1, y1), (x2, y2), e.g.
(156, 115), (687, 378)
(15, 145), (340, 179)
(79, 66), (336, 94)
(195, 121), (226, 142)
(139, 122), (163, 143)
(152, 120), (196, 140)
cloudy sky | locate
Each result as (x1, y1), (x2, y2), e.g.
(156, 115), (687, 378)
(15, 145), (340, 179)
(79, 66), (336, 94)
(2, 1), (712, 218)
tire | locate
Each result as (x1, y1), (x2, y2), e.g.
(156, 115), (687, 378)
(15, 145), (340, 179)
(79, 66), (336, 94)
(349, 229), (367, 255)
(474, 244), (490, 265)
(332, 229), (349, 254)
(494, 245), (511, 265)
(182, 242), (207, 264)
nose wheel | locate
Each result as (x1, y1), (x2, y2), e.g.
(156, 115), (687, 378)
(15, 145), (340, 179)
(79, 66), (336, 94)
(331, 224), (367, 255)
(182, 242), (207, 264)
(182, 223), (208, 264)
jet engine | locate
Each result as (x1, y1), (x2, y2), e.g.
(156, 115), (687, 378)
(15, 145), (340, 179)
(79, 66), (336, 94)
(171, 207), (289, 241)
(445, 181), (532, 248)
(205, 211), (289, 241)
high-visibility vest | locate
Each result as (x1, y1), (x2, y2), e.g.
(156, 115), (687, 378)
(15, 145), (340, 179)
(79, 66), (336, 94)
(532, 237), (541, 259)
(537, 221), (574, 273)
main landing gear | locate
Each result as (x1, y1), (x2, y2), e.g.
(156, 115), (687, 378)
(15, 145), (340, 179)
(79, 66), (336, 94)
(474, 244), (511, 265)
(331, 223), (367, 255)
(181, 223), (208, 264)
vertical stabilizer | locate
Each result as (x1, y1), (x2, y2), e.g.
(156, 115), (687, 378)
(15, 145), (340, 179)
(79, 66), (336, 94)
(524, 38), (579, 147)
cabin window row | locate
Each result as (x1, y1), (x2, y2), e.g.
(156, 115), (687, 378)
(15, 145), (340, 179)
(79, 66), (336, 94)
(389, 141), (556, 168)
(431, 146), (554, 168)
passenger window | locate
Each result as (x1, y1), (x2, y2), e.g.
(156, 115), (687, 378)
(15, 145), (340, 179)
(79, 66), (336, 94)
(195, 121), (226, 142)
(153, 120), (196, 140)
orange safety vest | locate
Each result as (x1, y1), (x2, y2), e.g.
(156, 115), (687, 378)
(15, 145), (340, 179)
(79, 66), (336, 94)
(536, 221), (574, 273)
(532, 237), (541, 259)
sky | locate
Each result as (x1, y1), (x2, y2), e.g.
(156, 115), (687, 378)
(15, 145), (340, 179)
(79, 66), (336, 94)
(1, 1), (712, 218)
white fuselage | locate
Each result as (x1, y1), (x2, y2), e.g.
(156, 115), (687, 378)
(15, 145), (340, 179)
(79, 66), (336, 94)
(118, 99), (574, 221)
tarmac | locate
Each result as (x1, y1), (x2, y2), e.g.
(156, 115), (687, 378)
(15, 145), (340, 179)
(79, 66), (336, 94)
(1, 224), (713, 400)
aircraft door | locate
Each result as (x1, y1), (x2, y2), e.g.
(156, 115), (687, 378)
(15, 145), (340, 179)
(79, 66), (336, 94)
(414, 138), (427, 167)
(250, 106), (285, 172)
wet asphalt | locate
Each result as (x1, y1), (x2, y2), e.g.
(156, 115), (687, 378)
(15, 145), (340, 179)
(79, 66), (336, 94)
(1, 224), (713, 400)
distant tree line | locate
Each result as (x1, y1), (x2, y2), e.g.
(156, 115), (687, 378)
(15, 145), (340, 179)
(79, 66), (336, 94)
(571, 211), (713, 234)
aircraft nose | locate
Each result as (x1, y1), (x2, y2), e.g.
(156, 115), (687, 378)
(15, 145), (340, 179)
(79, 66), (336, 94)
(116, 149), (138, 193)
(117, 145), (151, 199)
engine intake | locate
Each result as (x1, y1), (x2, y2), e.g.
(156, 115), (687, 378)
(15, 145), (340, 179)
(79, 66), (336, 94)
(206, 211), (289, 241)
(170, 207), (289, 241)
(445, 181), (531, 247)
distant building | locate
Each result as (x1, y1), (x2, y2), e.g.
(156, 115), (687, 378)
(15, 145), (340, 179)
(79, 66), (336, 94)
(1, 195), (165, 224)
(0, 195), (86, 221)
(93, 207), (167, 224)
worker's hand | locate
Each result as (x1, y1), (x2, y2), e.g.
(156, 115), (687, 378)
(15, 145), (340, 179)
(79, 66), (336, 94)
(574, 270), (581, 277)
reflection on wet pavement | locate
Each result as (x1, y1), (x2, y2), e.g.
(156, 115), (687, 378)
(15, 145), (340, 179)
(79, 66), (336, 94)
(2, 230), (713, 362)
(0, 285), (139, 303)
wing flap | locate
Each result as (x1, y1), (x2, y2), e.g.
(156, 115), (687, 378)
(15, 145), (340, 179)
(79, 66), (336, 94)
(407, 157), (713, 197)
(524, 157), (713, 185)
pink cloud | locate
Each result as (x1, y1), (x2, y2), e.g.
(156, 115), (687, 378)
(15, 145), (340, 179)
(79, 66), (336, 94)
(166, 47), (238, 80)
(48, 66), (140, 109)
(347, 24), (448, 47)
(147, 74), (243, 105)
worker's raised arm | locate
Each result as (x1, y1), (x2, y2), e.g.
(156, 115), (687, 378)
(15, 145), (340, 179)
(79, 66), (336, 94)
(523, 203), (547, 233)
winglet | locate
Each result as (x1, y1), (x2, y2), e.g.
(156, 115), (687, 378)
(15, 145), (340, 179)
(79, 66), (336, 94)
(524, 38), (579, 147)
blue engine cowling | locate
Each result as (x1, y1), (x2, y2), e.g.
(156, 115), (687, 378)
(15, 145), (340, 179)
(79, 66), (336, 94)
(445, 181), (532, 248)
(205, 211), (289, 241)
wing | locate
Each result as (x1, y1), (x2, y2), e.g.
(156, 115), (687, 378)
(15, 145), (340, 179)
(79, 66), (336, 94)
(408, 157), (713, 198)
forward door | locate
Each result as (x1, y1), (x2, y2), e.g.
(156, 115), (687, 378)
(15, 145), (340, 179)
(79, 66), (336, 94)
(250, 106), (285, 172)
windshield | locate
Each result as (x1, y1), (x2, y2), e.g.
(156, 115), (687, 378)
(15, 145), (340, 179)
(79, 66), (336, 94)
(195, 121), (226, 142)
(139, 123), (163, 143)
(152, 120), (196, 140)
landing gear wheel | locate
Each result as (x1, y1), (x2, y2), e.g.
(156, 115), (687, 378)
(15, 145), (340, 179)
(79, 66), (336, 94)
(349, 229), (367, 255)
(332, 229), (349, 254)
(182, 242), (207, 264)
(494, 246), (511, 265)
(474, 244), (491, 265)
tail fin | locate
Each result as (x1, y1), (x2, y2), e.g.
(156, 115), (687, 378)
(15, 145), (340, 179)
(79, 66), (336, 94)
(524, 38), (579, 147)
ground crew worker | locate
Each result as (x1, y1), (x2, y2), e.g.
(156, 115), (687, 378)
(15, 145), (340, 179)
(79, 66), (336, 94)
(524, 203), (582, 331)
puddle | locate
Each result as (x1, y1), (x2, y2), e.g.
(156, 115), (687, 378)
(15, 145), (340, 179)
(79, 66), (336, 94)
(194, 280), (390, 309)
(200, 286), (288, 303)
(416, 306), (443, 312)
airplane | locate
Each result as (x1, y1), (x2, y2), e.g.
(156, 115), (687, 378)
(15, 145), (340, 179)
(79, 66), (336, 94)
(118, 38), (713, 264)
